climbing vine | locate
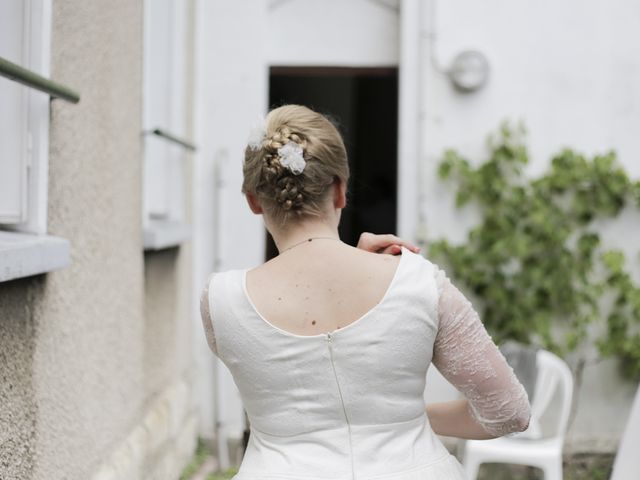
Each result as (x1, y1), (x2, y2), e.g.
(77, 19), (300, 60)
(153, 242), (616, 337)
(430, 123), (640, 379)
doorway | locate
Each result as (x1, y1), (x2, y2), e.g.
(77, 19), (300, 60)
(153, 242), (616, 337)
(267, 66), (398, 259)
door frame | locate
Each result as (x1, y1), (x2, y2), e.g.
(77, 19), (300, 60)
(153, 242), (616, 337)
(397, 0), (421, 242)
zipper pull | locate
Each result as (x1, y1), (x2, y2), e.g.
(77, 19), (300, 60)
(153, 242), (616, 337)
(326, 332), (332, 341)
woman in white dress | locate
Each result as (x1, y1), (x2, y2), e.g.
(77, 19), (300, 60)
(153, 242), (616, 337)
(200, 105), (531, 479)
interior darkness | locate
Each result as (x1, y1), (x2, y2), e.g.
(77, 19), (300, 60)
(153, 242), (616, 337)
(267, 67), (398, 260)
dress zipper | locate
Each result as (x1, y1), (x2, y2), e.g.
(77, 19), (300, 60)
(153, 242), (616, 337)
(327, 333), (356, 479)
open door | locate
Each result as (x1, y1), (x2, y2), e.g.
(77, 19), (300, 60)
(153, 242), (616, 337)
(268, 67), (398, 259)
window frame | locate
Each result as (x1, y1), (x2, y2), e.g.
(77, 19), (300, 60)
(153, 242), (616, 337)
(0, 0), (52, 235)
(0, 0), (71, 283)
(141, 0), (193, 251)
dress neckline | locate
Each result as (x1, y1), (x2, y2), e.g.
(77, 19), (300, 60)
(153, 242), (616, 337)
(241, 246), (410, 339)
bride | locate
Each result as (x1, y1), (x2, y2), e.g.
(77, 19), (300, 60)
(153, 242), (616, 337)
(200, 105), (531, 479)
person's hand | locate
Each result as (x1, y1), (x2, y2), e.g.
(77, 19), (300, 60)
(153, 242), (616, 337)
(356, 232), (421, 255)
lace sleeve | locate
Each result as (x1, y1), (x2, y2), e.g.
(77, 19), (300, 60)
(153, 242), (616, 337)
(431, 267), (531, 437)
(200, 273), (218, 355)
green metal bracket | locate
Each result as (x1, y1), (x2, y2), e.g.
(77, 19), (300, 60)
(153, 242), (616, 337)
(0, 56), (80, 104)
(147, 128), (197, 152)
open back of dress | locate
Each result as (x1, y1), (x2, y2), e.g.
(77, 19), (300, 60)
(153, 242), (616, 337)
(203, 247), (529, 479)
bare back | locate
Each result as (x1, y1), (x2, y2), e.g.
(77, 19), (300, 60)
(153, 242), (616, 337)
(245, 242), (401, 337)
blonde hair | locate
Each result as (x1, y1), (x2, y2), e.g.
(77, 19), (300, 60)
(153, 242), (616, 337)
(242, 105), (350, 225)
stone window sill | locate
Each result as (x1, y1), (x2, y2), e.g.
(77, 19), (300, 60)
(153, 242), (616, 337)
(0, 231), (70, 282)
(143, 220), (191, 251)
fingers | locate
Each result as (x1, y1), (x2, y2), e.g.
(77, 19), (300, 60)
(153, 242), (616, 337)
(357, 232), (422, 254)
(380, 244), (402, 255)
(372, 234), (421, 254)
(393, 239), (421, 254)
(355, 232), (376, 251)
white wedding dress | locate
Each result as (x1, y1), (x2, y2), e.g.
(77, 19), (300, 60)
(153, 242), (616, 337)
(200, 247), (530, 479)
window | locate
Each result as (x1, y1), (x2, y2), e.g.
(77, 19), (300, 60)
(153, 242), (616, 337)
(142, 0), (193, 250)
(0, 0), (71, 282)
(0, 0), (51, 234)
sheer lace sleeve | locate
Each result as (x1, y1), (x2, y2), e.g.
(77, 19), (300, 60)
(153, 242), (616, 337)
(200, 273), (218, 355)
(431, 267), (531, 437)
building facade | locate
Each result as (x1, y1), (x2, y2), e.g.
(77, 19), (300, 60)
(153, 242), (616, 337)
(1, 1), (198, 479)
(1, 1), (639, 479)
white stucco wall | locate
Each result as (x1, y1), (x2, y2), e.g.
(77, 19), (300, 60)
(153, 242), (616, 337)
(419, 0), (640, 450)
(193, 0), (269, 450)
(420, 0), (640, 238)
(267, 0), (399, 66)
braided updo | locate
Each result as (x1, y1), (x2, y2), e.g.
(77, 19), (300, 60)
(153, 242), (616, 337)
(242, 105), (349, 225)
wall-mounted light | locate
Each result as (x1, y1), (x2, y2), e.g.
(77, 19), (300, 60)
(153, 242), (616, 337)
(448, 50), (489, 93)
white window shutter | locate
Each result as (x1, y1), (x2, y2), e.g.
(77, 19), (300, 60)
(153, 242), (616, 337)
(0, 0), (29, 224)
(165, 0), (187, 222)
(143, 0), (188, 224)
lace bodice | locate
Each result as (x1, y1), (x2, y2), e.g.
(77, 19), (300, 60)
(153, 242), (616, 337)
(200, 251), (530, 439)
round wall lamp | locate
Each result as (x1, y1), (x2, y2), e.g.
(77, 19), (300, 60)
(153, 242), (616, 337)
(448, 50), (490, 93)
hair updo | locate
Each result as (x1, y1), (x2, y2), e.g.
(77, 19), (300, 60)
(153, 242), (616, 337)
(242, 105), (350, 225)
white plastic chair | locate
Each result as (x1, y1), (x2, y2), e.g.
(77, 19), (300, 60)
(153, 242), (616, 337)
(462, 349), (574, 480)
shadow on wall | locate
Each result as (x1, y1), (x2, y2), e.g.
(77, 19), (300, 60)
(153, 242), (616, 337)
(143, 247), (185, 396)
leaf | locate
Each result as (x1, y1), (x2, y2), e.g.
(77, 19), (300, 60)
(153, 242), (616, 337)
(432, 121), (640, 380)
(602, 250), (626, 273)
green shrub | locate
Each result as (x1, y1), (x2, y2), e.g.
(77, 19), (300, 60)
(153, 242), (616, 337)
(431, 122), (640, 379)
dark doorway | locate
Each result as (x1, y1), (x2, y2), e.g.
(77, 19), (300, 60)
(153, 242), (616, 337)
(267, 66), (398, 260)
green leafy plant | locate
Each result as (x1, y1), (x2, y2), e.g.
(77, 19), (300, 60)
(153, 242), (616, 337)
(179, 438), (238, 480)
(180, 439), (210, 480)
(430, 122), (640, 379)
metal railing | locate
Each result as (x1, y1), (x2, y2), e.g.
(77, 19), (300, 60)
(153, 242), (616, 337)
(146, 128), (197, 152)
(0, 56), (80, 104)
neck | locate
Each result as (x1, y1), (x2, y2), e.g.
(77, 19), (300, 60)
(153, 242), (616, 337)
(269, 218), (340, 253)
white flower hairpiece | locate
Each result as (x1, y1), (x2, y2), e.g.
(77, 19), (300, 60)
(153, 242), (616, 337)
(278, 141), (306, 175)
(247, 119), (267, 151)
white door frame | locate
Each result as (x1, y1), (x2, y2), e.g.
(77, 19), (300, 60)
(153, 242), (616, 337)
(397, 0), (421, 242)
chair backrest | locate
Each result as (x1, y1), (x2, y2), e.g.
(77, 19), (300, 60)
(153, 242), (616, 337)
(529, 349), (574, 439)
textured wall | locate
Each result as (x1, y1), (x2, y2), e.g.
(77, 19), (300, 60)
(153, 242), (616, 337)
(144, 247), (193, 400)
(34, 1), (146, 478)
(1, 1), (197, 479)
(0, 277), (40, 480)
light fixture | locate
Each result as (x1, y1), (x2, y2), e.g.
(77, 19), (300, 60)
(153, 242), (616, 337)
(448, 50), (489, 93)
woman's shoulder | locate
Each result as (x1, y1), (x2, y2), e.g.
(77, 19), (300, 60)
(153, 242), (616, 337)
(395, 246), (442, 274)
(200, 269), (247, 309)
(204, 268), (246, 285)
(392, 248), (447, 304)
(400, 247), (445, 273)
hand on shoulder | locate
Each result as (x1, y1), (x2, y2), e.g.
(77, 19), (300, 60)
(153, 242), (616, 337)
(356, 232), (421, 255)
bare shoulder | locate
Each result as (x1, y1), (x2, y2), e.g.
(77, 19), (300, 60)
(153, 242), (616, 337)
(352, 246), (402, 272)
(246, 254), (283, 283)
(247, 245), (403, 288)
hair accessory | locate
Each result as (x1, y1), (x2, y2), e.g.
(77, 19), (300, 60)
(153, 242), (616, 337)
(247, 120), (267, 151)
(278, 141), (306, 175)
